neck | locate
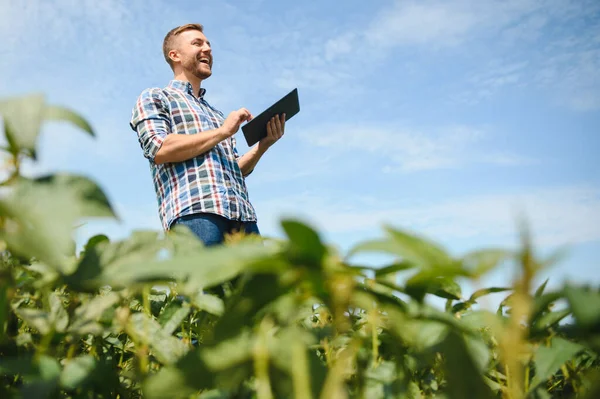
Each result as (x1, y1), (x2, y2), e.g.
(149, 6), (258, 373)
(173, 70), (202, 97)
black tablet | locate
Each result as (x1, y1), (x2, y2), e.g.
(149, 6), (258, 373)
(241, 88), (300, 146)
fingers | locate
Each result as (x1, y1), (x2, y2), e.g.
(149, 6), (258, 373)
(273, 114), (284, 139)
(266, 117), (274, 138)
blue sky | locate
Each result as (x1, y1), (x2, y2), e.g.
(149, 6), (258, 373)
(1, 0), (599, 299)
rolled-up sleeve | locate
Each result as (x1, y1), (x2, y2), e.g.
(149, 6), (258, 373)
(130, 88), (170, 163)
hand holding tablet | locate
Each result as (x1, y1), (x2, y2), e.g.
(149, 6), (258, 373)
(241, 88), (300, 147)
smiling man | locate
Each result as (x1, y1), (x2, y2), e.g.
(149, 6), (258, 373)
(130, 23), (285, 246)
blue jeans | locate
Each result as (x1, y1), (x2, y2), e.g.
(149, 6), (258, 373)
(172, 212), (260, 246)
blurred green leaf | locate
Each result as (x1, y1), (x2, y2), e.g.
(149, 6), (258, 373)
(440, 331), (496, 399)
(464, 336), (491, 372)
(531, 308), (571, 336)
(192, 293), (225, 316)
(470, 287), (511, 301)
(281, 219), (326, 267)
(42, 105), (94, 136)
(534, 278), (550, 298)
(48, 293), (68, 332)
(0, 271), (10, 340)
(564, 285), (600, 330)
(407, 381), (424, 399)
(460, 248), (512, 277)
(529, 291), (562, 326)
(59, 355), (96, 390)
(349, 226), (453, 270)
(0, 174), (117, 273)
(0, 94), (94, 159)
(126, 313), (189, 365)
(16, 309), (51, 335)
(0, 93), (45, 157)
(67, 230), (162, 291)
(96, 241), (279, 290)
(531, 336), (586, 389)
(161, 301), (191, 335)
(405, 275), (462, 302)
(374, 261), (416, 277)
(79, 234), (109, 257)
(68, 292), (120, 336)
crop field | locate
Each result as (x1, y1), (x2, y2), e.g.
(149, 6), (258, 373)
(0, 94), (599, 398)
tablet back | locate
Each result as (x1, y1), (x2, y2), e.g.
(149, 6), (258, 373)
(241, 88), (300, 147)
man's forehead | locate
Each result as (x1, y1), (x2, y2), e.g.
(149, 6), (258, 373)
(177, 29), (207, 43)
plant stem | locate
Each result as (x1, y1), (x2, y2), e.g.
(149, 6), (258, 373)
(370, 308), (379, 368)
(292, 338), (312, 399)
(254, 318), (274, 399)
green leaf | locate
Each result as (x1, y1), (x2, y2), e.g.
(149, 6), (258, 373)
(96, 241), (279, 290)
(79, 234), (109, 257)
(440, 331), (496, 399)
(192, 293), (225, 316)
(143, 333), (255, 399)
(48, 292), (68, 332)
(0, 174), (117, 273)
(469, 287), (511, 302)
(407, 381), (424, 399)
(0, 271), (10, 340)
(564, 285), (600, 330)
(0, 354), (37, 376)
(534, 278), (549, 297)
(531, 308), (571, 335)
(161, 302), (191, 336)
(374, 261), (416, 277)
(0, 93), (45, 157)
(59, 355), (96, 390)
(281, 219), (326, 267)
(405, 275), (462, 301)
(432, 277), (462, 300)
(386, 315), (449, 352)
(460, 248), (512, 277)
(451, 301), (473, 314)
(16, 309), (51, 335)
(464, 336), (491, 372)
(349, 226), (453, 269)
(529, 291), (562, 326)
(43, 105), (95, 136)
(126, 312), (189, 365)
(531, 336), (586, 389)
(68, 292), (120, 336)
(0, 94), (93, 159)
(67, 230), (162, 291)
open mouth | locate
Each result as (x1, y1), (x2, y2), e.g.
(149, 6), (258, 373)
(198, 57), (211, 66)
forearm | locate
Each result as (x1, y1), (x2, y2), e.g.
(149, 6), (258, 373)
(154, 128), (228, 164)
(238, 142), (270, 176)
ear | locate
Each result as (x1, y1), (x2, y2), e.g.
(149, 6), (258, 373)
(168, 49), (181, 65)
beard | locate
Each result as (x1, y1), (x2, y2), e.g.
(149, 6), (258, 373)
(183, 56), (212, 79)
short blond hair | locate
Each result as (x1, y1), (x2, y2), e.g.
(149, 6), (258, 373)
(162, 23), (204, 69)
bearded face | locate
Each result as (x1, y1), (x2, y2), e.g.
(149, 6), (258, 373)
(174, 30), (213, 80)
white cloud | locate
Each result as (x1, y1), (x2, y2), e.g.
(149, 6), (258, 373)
(452, 61), (529, 104)
(256, 185), (600, 249)
(536, 47), (600, 111)
(299, 123), (531, 172)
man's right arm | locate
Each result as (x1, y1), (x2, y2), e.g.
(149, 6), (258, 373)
(130, 89), (252, 165)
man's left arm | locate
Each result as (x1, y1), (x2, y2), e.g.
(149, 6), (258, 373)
(237, 114), (285, 177)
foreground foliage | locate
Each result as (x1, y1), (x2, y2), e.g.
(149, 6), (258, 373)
(0, 93), (599, 399)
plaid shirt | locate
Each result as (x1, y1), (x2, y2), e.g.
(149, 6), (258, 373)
(130, 80), (257, 231)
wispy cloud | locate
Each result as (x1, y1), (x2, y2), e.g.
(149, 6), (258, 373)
(256, 185), (600, 248)
(451, 61), (530, 104)
(298, 123), (532, 173)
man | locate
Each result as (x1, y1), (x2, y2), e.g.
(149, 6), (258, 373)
(130, 23), (284, 246)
